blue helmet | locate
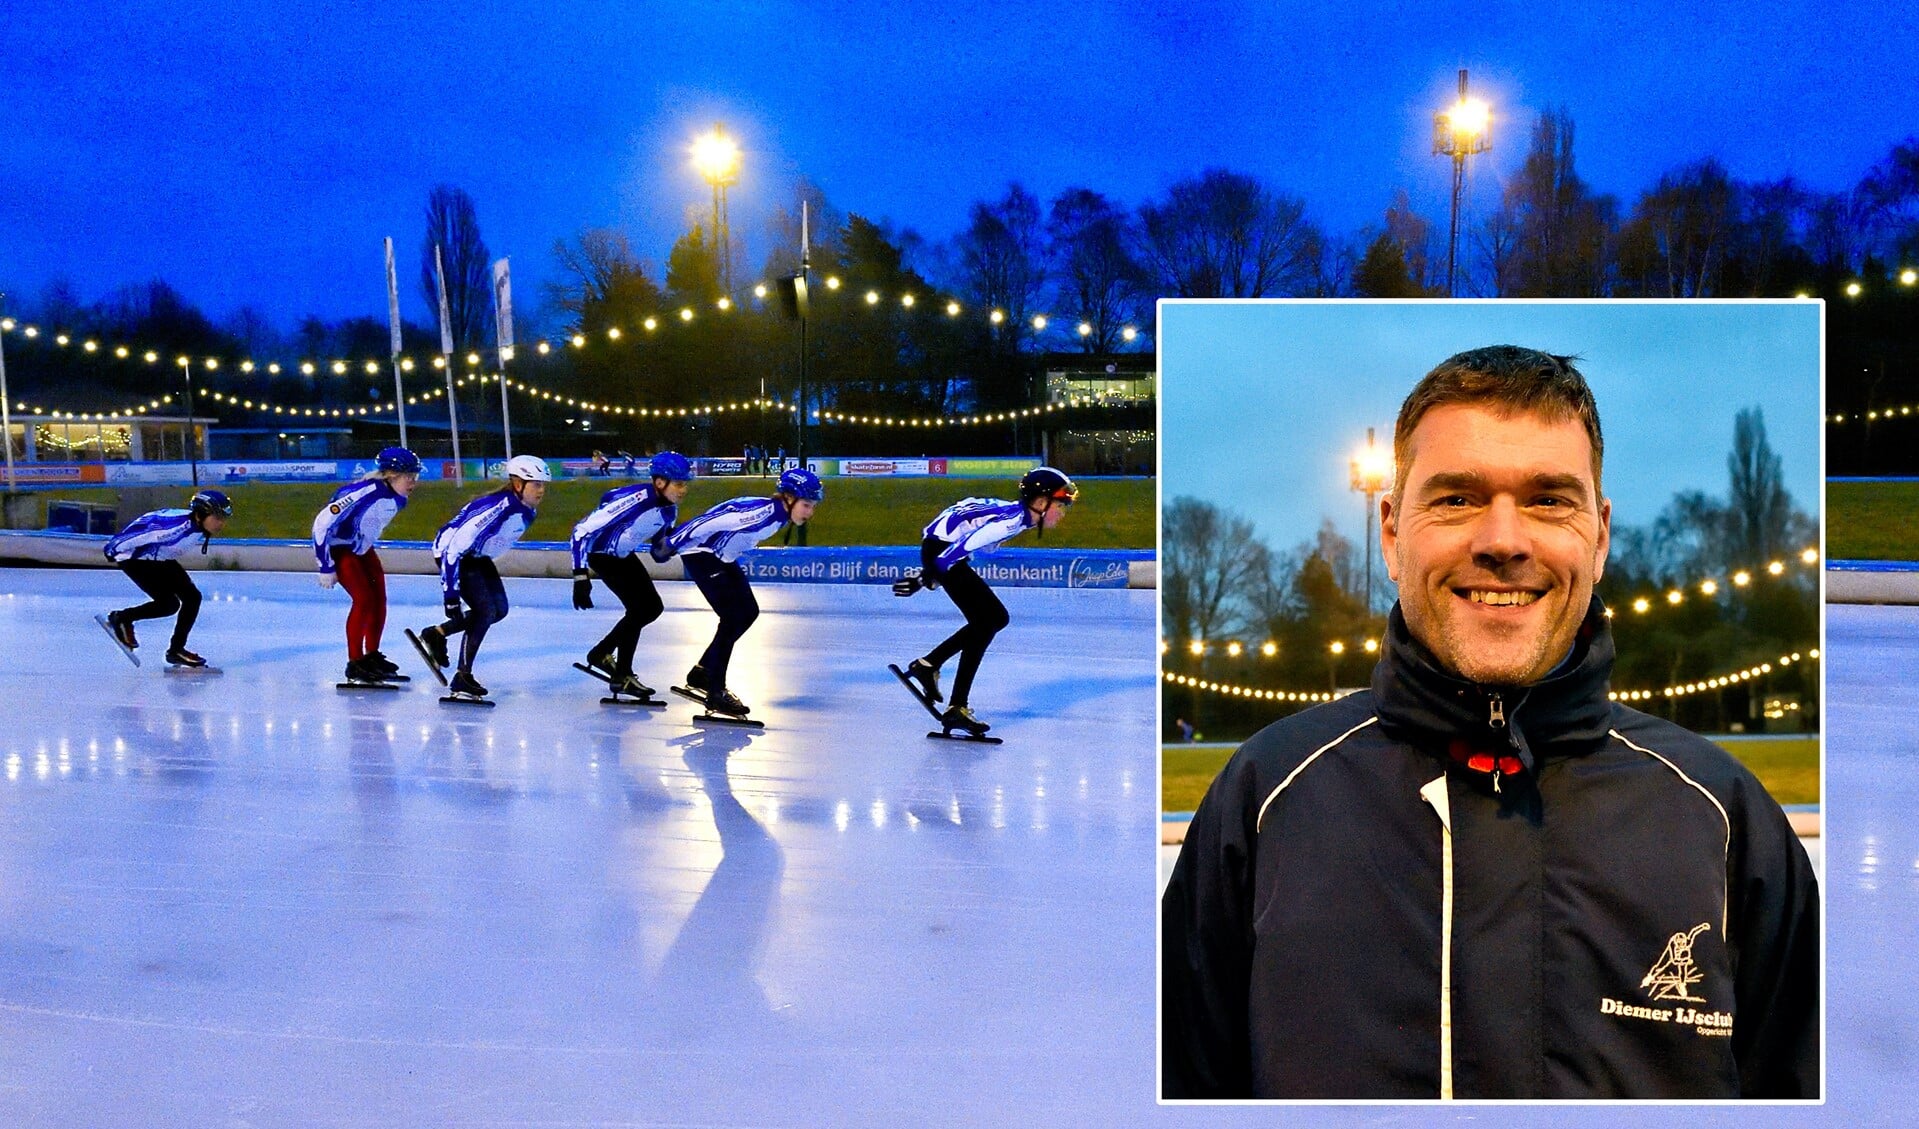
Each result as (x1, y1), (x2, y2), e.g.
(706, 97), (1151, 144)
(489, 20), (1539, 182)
(649, 451), (694, 482)
(376, 446), (423, 475)
(189, 489), (233, 519)
(777, 467), (824, 501)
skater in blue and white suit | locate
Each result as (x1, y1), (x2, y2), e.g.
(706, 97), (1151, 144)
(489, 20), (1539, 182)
(893, 467), (1077, 734)
(570, 451), (693, 697)
(98, 489), (233, 668)
(660, 467), (823, 717)
(413, 455), (549, 700)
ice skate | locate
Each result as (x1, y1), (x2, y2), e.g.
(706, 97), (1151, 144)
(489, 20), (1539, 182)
(405, 627), (450, 686)
(583, 646), (619, 679)
(672, 682), (765, 728)
(441, 669), (495, 707)
(95, 612), (141, 667)
(364, 650), (409, 682)
(338, 656), (402, 692)
(931, 704), (1003, 745)
(163, 647), (220, 674)
(903, 657), (943, 703)
(603, 672), (665, 708)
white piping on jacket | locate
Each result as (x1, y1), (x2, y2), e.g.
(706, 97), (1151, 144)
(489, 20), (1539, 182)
(1608, 728), (1733, 935)
(1419, 774), (1455, 1100)
(1253, 716), (1380, 833)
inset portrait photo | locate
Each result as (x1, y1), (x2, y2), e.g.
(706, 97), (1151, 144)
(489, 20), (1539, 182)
(1157, 300), (1822, 1102)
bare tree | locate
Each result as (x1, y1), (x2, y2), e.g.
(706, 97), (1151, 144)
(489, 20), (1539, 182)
(1502, 109), (1618, 296)
(1046, 187), (1145, 352)
(1137, 168), (1323, 298)
(547, 229), (661, 333)
(1619, 158), (1735, 297)
(419, 185), (491, 351)
(954, 182), (1048, 352)
(1163, 496), (1269, 651)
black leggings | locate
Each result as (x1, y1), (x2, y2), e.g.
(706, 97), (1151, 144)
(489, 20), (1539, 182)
(117, 559), (202, 650)
(589, 551), (664, 673)
(439, 556), (509, 672)
(684, 553), (759, 694)
(920, 538), (1009, 707)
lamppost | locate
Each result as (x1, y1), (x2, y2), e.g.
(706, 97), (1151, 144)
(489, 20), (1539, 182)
(1433, 69), (1490, 297)
(1349, 426), (1392, 614)
(691, 123), (741, 295)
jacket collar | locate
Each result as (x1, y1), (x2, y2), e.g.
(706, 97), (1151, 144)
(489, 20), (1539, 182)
(1370, 596), (1616, 781)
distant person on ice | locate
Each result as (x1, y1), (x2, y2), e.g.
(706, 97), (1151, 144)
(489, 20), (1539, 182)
(412, 454), (550, 702)
(313, 446), (422, 686)
(659, 467), (823, 718)
(96, 489), (233, 668)
(892, 467), (1078, 735)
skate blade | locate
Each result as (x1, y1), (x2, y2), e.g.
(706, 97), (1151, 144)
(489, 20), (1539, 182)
(929, 729), (1002, 745)
(600, 695), (667, 708)
(164, 665), (222, 675)
(670, 685), (709, 707)
(95, 614), (141, 667)
(337, 681), (404, 692)
(888, 664), (946, 723)
(439, 694), (495, 708)
(572, 661), (615, 686)
(404, 629), (450, 687)
(693, 712), (764, 729)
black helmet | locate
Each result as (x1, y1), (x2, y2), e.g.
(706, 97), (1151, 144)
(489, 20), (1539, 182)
(189, 489), (233, 519)
(1017, 466), (1078, 506)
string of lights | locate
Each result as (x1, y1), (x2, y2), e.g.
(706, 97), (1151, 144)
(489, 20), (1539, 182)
(1162, 647), (1819, 705)
(814, 399), (1128, 428)
(0, 283), (1147, 379)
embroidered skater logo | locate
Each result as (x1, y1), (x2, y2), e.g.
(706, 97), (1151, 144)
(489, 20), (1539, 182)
(1640, 923), (1711, 1001)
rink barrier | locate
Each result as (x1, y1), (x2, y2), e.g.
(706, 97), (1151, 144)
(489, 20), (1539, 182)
(0, 455), (1094, 486)
(0, 529), (1157, 590)
(1827, 560), (1919, 604)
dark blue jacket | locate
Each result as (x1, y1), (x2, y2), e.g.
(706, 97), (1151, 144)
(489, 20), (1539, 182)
(1162, 600), (1819, 1099)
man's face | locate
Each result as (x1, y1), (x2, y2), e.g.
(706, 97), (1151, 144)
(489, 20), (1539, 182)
(200, 513), (227, 536)
(1381, 403), (1610, 686)
(657, 478), (690, 504)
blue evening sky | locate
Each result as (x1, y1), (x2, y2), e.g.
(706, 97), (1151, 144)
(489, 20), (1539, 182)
(1159, 301), (1823, 553)
(0, 1), (1912, 329)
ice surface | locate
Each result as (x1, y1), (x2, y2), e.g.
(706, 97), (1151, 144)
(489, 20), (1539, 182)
(0, 569), (1905, 1124)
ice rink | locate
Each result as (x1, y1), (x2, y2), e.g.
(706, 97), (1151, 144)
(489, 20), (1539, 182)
(0, 566), (1183, 1126)
(0, 566), (1910, 1125)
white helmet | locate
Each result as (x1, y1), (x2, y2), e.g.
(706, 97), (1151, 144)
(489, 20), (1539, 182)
(502, 455), (551, 482)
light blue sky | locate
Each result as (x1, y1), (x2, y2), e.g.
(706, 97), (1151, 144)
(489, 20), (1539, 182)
(1160, 301), (1823, 556)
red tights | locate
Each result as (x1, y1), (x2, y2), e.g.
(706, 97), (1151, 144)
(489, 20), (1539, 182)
(333, 548), (388, 660)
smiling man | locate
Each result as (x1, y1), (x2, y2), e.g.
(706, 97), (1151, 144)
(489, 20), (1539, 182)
(1161, 345), (1819, 1100)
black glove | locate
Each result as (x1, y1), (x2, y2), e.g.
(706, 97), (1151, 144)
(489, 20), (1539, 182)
(442, 595), (462, 621)
(892, 575), (923, 597)
(919, 567), (941, 591)
(649, 533), (675, 564)
(572, 572), (593, 610)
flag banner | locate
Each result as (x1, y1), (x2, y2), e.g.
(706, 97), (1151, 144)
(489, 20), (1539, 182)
(434, 245), (454, 356)
(492, 258), (514, 359)
(384, 238), (403, 357)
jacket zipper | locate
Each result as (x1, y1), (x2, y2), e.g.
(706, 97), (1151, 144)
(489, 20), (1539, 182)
(1487, 693), (1506, 792)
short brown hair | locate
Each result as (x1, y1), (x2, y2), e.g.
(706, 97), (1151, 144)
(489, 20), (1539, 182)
(1393, 345), (1603, 496)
